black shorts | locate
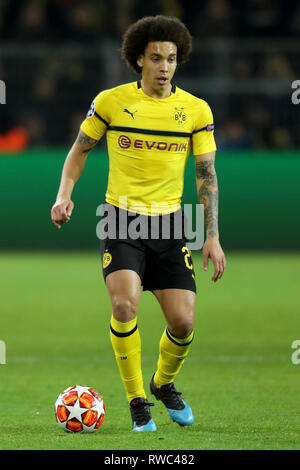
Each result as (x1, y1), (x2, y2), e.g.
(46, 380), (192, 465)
(99, 203), (196, 293)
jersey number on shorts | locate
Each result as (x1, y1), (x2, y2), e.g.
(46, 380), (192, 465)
(182, 246), (193, 270)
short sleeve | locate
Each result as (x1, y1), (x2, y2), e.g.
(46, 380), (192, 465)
(192, 100), (217, 155)
(80, 90), (111, 141)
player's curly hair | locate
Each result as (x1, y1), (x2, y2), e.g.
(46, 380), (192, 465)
(121, 15), (192, 74)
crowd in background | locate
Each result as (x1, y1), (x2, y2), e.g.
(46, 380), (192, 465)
(0, 0), (299, 150)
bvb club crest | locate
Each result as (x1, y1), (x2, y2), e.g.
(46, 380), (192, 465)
(174, 107), (187, 125)
(103, 252), (112, 268)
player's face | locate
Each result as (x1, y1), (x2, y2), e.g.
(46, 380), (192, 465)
(137, 41), (177, 98)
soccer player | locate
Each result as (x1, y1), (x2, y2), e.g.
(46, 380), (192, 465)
(51, 15), (226, 431)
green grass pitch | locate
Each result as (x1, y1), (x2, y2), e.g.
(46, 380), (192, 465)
(0, 251), (299, 450)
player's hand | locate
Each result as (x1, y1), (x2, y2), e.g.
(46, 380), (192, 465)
(51, 199), (74, 229)
(203, 238), (226, 282)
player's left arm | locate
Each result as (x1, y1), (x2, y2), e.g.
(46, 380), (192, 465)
(194, 150), (226, 282)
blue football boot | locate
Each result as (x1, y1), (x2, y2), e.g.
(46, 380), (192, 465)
(130, 397), (157, 431)
(150, 375), (194, 426)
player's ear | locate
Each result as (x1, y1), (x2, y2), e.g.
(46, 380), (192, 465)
(137, 55), (144, 68)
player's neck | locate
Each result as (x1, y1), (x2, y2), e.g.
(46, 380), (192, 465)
(140, 78), (172, 99)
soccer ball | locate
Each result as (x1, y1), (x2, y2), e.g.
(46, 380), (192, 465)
(54, 385), (106, 433)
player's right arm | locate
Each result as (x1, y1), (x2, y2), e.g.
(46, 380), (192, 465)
(51, 90), (111, 228)
(51, 129), (98, 229)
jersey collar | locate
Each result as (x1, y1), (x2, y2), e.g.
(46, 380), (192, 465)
(137, 80), (176, 95)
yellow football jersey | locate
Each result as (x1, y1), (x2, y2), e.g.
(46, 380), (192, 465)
(80, 81), (216, 215)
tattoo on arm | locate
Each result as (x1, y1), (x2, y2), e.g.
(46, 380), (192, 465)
(196, 159), (219, 238)
(76, 130), (98, 153)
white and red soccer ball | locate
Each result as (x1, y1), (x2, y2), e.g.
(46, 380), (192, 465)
(54, 385), (106, 433)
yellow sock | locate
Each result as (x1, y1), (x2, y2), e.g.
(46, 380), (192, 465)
(110, 315), (146, 403)
(154, 328), (194, 388)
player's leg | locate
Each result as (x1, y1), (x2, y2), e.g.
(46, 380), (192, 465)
(152, 288), (195, 386)
(106, 269), (156, 431)
(150, 288), (195, 426)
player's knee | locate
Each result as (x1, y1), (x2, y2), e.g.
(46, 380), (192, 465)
(167, 295), (195, 338)
(112, 296), (138, 322)
(170, 322), (194, 339)
(168, 310), (194, 339)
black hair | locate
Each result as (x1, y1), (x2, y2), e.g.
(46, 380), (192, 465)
(121, 15), (192, 74)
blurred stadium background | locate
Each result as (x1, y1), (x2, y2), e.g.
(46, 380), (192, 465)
(1, 0), (300, 149)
